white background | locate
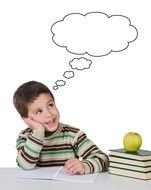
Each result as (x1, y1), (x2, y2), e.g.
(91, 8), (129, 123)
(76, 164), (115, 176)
(0, 0), (151, 167)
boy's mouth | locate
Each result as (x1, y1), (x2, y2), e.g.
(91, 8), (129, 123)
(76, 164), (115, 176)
(45, 119), (54, 125)
(45, 118), (57, 130)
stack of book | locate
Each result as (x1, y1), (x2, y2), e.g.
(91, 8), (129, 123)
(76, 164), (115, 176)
(109, 148), (151, 180)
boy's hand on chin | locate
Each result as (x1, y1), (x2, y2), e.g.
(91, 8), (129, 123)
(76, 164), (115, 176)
(64, 158), (85, 175)
(23, 117), (45, 132)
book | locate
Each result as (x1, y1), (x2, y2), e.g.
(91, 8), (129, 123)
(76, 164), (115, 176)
(110, 162), (151, 172)
(109, 149), (151, 160)
(109, 148), (151, 180)
(16, 166), (99, 183)
(109, 155), (151, 167)
(109, 167), (151, 180)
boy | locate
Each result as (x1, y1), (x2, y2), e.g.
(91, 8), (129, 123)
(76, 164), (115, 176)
(13, 81), (109, 174)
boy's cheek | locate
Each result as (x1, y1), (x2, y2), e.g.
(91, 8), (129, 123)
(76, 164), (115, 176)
(29, 115), (42, 124)
(27, 113), (33, 118)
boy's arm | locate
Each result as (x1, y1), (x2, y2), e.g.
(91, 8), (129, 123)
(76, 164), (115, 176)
(16, 128), (44, 170)
(73, 131), (109, 174)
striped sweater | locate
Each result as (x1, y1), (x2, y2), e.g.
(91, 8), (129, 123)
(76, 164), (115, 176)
(16, 122), (109, 174)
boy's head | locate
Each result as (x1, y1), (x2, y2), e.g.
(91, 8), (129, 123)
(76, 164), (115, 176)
(13, 81), (54, 118)
(13, 81), (60, 131)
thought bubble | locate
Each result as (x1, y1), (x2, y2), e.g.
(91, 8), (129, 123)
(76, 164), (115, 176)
(63, 71), (74, 79)
(51, 12), (138, 57)
(53, 80), (66, 90)
(69, 57), (92, 70)
(51, 12), (138, 90)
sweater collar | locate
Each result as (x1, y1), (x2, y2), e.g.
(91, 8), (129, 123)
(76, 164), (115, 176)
(44, 122), (63, 138)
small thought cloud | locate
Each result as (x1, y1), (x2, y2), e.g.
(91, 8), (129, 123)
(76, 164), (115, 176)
(53, 86), (59, 90)
(63, 71), (74, 79)
(53, 80), (66, 90)
(55, 80), (66, 86)
(69, 57), (92, 70)
(51, 12), (138, 57)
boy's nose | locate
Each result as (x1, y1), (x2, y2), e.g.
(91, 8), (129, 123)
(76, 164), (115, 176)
(45, 110), (53, 118)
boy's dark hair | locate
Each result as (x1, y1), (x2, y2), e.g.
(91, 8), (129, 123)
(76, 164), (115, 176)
(13, 81), (54, 117)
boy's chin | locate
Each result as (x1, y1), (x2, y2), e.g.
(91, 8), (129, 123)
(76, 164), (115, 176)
(45, 124), (58, 132)
(46, 128), (57, 132)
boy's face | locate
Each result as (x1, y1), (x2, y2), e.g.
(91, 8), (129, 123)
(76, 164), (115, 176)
(27, 93), (60, 132)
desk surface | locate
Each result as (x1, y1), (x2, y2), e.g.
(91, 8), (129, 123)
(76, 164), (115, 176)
(0, 168), (151, 190)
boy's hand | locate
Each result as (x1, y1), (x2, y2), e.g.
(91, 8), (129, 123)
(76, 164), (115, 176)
(23, 117), (45, 132)
(64, 158), (85, 175)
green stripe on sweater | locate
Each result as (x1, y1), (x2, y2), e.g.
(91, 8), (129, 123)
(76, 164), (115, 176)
(41, 150), (74, 155)
(46, 134), (74, 140)
(78, 139), (89, 149)
(25, 144), (39, 155)
(16, 140), (25, 148)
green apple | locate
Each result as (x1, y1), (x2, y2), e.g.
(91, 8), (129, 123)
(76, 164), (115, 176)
(123, 132), (142, 152)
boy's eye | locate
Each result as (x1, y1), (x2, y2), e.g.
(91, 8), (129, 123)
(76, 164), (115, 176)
(36, 110), (42, 114)
(49, 103), (54, 107)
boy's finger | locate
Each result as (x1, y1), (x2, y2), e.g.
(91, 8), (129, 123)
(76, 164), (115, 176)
(65, 159), (78, 169)
(22, 117), (37, 129)
(64, 162), (74, 170)
(65, 158), (78, 165)
(22, 117), (31, 125)
(65, 164), (79, 174)
(71, 166), (81, 175)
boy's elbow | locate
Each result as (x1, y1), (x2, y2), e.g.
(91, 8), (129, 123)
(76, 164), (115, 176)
(97, 153), (109, 172)
(18, 163), (36, 171)
(16, 158), (36, 171)
(103, 153), (109, 171)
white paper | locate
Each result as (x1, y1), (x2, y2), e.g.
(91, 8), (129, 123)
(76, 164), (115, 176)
(55, 168), (99, 183)
(16, 167), (99, 183)
(16, 167), (61, 180)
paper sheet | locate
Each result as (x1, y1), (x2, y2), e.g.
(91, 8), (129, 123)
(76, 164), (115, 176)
(16, 167), (99, 183)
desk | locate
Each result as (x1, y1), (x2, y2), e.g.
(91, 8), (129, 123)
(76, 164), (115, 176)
(0, 168), (151, 190)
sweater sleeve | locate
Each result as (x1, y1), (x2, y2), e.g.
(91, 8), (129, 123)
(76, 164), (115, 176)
(16, 128), (44, 170)
(72, 131), (109, 174)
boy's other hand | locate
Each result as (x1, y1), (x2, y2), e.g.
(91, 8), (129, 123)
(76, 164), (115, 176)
(23, 117), (45, 132)
(64, 158), (85, 175)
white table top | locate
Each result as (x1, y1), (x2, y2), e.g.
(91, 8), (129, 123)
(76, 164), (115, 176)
(0, 168), (151, 190)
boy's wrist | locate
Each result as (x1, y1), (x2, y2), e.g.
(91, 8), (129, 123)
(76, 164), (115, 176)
(81, 161), (91, 174)
(32, 129), (45, 140)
